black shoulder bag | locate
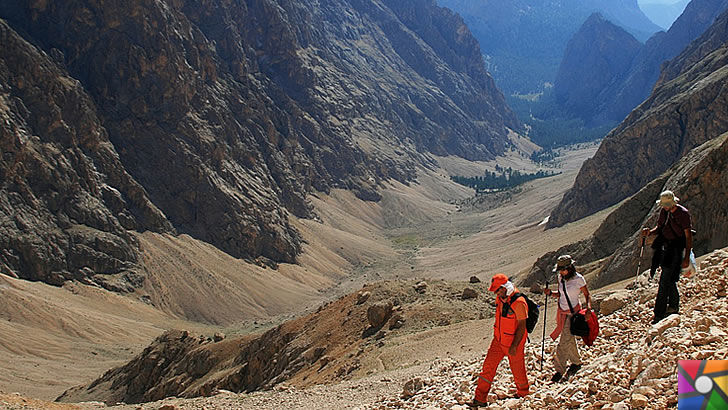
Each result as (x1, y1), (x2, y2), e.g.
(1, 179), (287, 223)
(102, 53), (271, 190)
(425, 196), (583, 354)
(562, 278), (590, 337)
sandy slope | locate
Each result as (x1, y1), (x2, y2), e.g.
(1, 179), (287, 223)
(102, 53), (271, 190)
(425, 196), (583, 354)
(0, 144), (603, 402)
(0, 275), (194, 400)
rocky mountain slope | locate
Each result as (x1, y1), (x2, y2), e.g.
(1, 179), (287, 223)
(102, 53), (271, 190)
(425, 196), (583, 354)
(548, 7), (728, 228)
(0, 20), (173, 290)
(437, 0), (660, 94)
(0, 0), (520, 290)
(20, 247), (726, 409)
(368, 249), (728, 409)
(553, 0), (728, 126)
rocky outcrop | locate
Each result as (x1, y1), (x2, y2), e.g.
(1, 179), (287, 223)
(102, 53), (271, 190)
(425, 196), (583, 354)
(1, 0), (520, 287)
(552, 0), (728, 127)
(56, 330), (206, 404)
(553, 13), (642, 123)
(366, 301), (394, 329)
(548, 8), (728, 228)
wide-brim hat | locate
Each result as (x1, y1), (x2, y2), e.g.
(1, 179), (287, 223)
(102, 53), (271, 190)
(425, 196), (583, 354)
(656, 190), (679, 208)
(553, 254), (575, 272)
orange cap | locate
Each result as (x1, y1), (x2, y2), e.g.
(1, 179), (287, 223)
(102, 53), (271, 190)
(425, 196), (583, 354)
(489, 273), (509, 292)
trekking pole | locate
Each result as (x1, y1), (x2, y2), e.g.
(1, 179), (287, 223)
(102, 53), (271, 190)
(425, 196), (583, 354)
(540, 278), (548, 371)
(637, 236), (646, 277)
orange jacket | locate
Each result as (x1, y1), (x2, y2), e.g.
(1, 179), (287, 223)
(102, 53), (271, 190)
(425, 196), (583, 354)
(494, 292), (528, 346)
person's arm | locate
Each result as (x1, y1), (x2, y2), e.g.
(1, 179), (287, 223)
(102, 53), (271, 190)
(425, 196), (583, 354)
(544, 288), (559, 298)
(643, 210), (666, 237)
(581, 285), (591, 311)
(682, 228), (693, 268)
(509, 319), (526, 356)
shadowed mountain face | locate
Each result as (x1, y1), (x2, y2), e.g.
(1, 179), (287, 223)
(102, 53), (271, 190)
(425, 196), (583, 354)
(548, 7), (728, 229)
(0, 0), (519, 290)
(553, 0), (728, 126)
(437, 0), (660, 94)
(553, 13), (643, 122)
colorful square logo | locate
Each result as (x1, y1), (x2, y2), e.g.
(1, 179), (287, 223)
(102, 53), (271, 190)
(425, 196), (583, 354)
(678, 360), (728, 409)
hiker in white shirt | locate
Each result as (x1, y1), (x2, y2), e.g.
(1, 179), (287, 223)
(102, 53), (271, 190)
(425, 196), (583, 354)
(543, 255), (592, 383)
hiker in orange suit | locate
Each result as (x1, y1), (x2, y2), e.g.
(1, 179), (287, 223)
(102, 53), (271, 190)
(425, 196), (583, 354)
(466, 273), (529, 408)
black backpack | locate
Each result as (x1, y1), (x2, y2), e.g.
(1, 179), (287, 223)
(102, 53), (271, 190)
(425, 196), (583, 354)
(503, 292), (539, 333)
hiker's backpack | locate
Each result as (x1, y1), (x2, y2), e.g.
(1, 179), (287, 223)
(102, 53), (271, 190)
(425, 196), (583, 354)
(504, 292), (539, 333)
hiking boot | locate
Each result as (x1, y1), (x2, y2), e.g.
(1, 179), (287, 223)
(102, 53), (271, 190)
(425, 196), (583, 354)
(651, 315), (665, 325)
(666, 307), (679, 315)
(465, 398), (488, 408)
(566, 364), (582, 376)
(550, 372), (563, 383)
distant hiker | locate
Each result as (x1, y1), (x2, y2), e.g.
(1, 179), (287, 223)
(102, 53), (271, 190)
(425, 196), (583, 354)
(543, 255), (592, 383)
(641, 190), (693, 324)
(466, 273), (529, 408)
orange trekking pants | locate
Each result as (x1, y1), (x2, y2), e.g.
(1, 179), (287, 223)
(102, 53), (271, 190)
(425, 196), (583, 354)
(475, 336), (529, 402)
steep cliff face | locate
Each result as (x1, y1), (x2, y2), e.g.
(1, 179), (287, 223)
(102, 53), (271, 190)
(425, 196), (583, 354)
(554, 13), (642, 122)
(548, 9), (728, 228)
(0, 0), (519, 288)
(0, 21), (172, 289)
(605, 0), (728, 124)
(590, 133), (728, 287)
(553, 0), (728, 126)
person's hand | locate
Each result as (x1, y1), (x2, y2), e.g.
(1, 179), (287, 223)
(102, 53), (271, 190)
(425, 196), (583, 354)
(641, 228), (650, 237)
(544, 288), (551, 296)
(508, 344), (517, 356)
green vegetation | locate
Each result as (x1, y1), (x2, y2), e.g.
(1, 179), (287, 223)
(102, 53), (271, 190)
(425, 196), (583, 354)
(530, 148), (558, 164)
(526, 116), (614, 148)
(391, 234), (420, 248)
(451, 167), (559, 192)
(507, 92), (615, 149)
